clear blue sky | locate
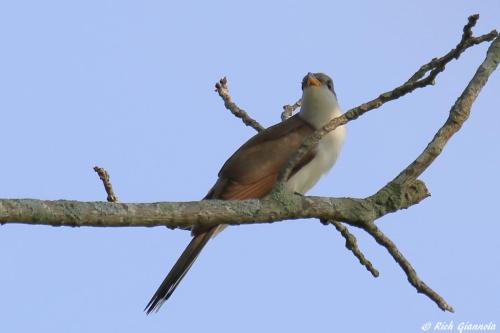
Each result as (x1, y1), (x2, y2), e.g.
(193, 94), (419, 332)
(0, 1), (498, 332)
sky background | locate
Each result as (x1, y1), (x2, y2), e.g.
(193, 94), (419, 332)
(0, 1), (499, 332)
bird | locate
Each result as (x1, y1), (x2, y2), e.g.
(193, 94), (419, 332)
(145, 72), (346, 314)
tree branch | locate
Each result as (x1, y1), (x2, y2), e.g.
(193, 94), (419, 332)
(406, 15), (497, 84)
(0, 178), (429, 228)
(214, 77), (265, 132)
(281, 98), (302, 121)
(273, 15), (497, 188)
(362, 222), (454, 312)
(93, 166), (119, 203)
(328, 220), (379, 278)
(393, 35), (500, 185)
(1, 14), (497, 314)
(353, 34), (498, 314)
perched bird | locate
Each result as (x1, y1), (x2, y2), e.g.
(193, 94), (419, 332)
(145, 72), (346, 314)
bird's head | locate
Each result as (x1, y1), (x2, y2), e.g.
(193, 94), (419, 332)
(299, 72), (340, 128)
(301, 72), (336, 96)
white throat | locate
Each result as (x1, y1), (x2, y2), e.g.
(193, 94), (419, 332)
(299, 85), (342, 128)
(286, 85), (346, 194)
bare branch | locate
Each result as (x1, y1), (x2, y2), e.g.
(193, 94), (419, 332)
(214, 77), (265, 132)
(274, 15), (498, 188)
(394, 35), (500, 184)
(0, 178), (430, 228)
(281, 98), (302, 121)
(362, 222), (454, 312)
(353, 35), (500, 312)
(0, 14), (497, 314)
(93, 166), (119, 203)
(328, 220), (379, 278)
(407, 15), (497, 83)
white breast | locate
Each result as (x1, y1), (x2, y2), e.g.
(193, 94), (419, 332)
(286, 125), (345, 194)
(285, 84), (346, 194)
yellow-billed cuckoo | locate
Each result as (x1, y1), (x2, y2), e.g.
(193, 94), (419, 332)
(145, 72), (346, 313)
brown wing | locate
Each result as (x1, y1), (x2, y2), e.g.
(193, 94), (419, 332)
(205, 114), (316, 201)
(147, 116), (317, 312)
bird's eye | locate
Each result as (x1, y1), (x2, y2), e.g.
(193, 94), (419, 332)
(327, 81), (333, 91)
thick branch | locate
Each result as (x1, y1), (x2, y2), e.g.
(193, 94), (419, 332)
(0, 178), (429, 228)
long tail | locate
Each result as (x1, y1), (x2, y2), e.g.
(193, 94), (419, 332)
(144, 227), (218, 314)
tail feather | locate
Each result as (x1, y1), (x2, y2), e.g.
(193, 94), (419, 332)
(144, 227), (218, 314)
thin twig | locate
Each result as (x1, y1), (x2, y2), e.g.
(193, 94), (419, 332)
(93, 166), (118, 203)
(274, 15), (497, 187)
(393, 35), (500, 185)
(328, 220), (379, 277)
(362, 222), (454, 312)
(407, 15), (496, 83)
(214, 77), (265, 132)
(281, 98), (302, 121)
(365, 35), (499, 312)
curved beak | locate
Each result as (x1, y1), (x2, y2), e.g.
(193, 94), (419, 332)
(305, 72), (321, 88)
